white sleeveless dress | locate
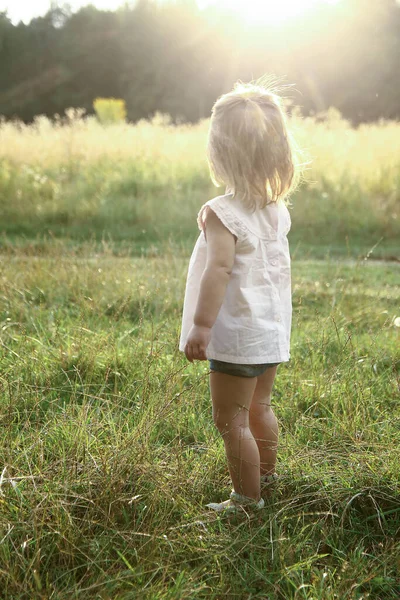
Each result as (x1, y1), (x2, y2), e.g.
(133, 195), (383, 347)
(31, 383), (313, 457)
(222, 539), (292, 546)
(179, 193), (292, 364)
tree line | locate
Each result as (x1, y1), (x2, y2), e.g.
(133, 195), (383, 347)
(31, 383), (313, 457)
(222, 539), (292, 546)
(0, 0), (399, 124)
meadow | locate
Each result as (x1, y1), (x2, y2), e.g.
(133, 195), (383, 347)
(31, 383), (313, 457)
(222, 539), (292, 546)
(0, 108), (399, 258)
(0, 111), (399, 598)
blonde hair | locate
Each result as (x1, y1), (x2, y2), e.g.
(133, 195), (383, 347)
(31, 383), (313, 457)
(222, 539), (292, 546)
(207, 81), (298, 209)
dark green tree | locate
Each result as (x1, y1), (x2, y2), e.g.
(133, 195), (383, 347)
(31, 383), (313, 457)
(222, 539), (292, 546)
(0, 0), (399, 123)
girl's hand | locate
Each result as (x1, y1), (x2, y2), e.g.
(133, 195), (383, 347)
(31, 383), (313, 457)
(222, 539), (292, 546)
(184, 325), (211, 362)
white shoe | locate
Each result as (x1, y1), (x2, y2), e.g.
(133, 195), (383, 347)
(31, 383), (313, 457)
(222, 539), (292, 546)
(206, 491), (265, 514)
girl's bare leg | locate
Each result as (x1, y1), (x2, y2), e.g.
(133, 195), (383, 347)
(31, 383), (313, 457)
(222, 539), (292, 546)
(209, 372), (260, 501)
(248, 366), (279, 477)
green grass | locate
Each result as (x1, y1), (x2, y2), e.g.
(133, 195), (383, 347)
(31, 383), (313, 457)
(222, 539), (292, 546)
(0, 248), (399, 598)
(0, 111), (399, 597)
(0, 111), (399, 260)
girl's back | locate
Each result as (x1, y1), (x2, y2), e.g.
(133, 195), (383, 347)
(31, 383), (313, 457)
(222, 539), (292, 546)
(179, 191), (292, 364)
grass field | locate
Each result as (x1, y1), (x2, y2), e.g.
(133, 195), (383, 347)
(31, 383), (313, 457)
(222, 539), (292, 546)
(0, 109), (399, 259)
(0, 111), (399, 598)
(0, 249), (399, 598)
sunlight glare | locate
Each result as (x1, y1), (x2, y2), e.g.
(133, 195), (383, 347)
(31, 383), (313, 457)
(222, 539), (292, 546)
(198, 0), (341, 25)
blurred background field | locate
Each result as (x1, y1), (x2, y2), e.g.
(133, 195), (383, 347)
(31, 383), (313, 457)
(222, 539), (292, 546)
(1, 0), (400, 259)
(0, 108), (399, 259)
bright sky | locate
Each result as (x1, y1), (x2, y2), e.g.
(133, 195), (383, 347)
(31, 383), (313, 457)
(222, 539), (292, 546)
(1, 0), (122, 24)
(1, 0), (340, 26)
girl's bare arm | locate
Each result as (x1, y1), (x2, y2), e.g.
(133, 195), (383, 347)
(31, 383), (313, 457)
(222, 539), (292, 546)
(194, 209), (235, 327)
(184, 209), (235, 362)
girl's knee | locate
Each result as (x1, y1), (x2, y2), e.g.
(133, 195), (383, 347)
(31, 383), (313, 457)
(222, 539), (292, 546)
(212, 405), (248, 433)
(213, 413), (229, 434)
(249, 399), (272, 419)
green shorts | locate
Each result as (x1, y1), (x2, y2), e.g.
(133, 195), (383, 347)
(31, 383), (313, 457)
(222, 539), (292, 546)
(208, 359), (280, 378)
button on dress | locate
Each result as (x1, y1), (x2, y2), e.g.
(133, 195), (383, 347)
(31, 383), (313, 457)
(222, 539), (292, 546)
(179, 193), (292, 364)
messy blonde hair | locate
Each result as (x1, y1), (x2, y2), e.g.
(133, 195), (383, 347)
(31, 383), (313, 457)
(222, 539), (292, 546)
(207, 80), (298, 209)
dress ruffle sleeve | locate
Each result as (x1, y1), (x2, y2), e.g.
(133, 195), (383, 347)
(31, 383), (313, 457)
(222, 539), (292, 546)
(197, 196), (249, 244)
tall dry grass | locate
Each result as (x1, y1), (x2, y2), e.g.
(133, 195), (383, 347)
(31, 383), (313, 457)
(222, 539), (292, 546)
(0, 108), (399, 256)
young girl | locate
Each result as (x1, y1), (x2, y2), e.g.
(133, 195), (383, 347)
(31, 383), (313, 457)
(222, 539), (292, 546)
(179, 81), (298, 514)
